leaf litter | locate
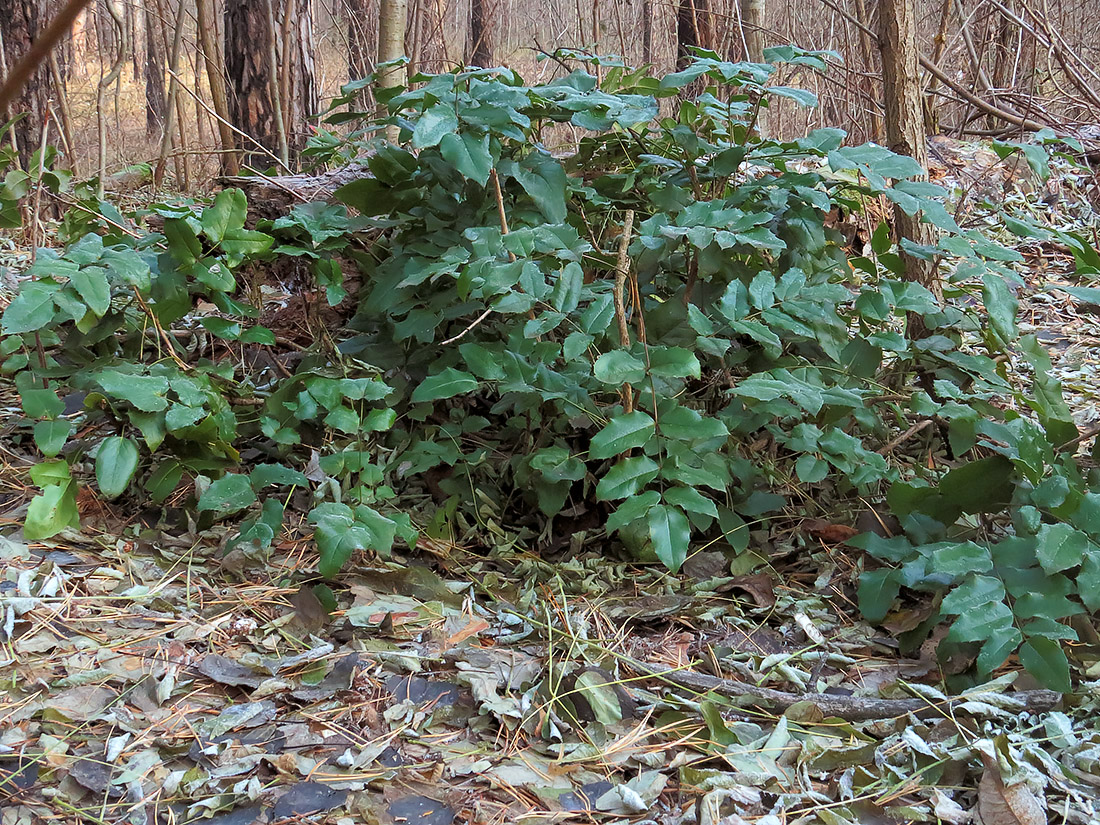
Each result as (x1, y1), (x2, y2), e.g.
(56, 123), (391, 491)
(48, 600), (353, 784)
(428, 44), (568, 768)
(2, 138), (1100, 825)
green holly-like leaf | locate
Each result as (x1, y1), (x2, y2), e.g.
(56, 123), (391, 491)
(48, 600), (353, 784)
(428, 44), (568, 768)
(201, 188), (247, 244)
(440, 131), (493, 185)
(596, 456), (660, 501)
(589, 412), (655, 460)
(1018, 637), (1071, 692)
(197, 474), (257, 518)
(412, 103), (459, 149)
(1036, 522), (1091, 573)
(647, 504), (690, 573)
(95, 436), (141, 499)
(593, 350), (646, 384)
(411, 368), (479, 403)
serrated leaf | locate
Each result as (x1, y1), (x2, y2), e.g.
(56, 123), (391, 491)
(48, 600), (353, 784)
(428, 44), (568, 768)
(590, 412), (655, 460)
(1, 280), (60, 334)
(593, 350), (646, 384)
(412, 103), (459, 149)
(606, 490), (660, 533)
(596, 456), (659, 501)
(95, 436), (140, 499)
(33, 419), (71, 457)
(202, 188), (247, 244)
(24, 481), (79, 540)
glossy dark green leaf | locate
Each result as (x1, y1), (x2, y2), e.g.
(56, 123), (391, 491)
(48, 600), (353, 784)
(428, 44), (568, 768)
(197, 474), (257, 517)
(647, 504), (689, 573)
(411, 368), (479, 403)
(589, 412), (655, 460)
(95, 436), (140, 499)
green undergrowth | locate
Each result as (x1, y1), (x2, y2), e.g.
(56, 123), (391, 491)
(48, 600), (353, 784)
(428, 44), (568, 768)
(2, 50), (1100, 691)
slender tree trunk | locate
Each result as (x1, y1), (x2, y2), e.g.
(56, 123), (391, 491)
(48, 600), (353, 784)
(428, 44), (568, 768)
(144, 0), (166, 138)
(198, 0), (239, 174)
(741, 0), (764, 62)
(283, 0), (318, 160)
(0, 0), (51, 169)
(377, 0), (408, 82)
(676, 0), (712, 70)
(469, 0), (492, 67)
(641, 0), (652, 65)
(878, 0), (940, 327)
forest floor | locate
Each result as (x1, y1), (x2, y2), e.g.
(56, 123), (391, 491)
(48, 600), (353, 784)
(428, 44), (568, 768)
(1, 139), (1100, 825)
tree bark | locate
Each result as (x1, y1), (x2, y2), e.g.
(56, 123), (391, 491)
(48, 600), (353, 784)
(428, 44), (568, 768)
(143, 0), (166, 138)
(741, 0), (765, 62)
(877, 0), (940, 329)
(377, 0), (408, 82)
(469, 0), (492, 67)
(225, 0), (278, 168)
(198, 0), (239, 174)
(676, 0), (712, 70)
(641, 0), (652, 65)
(0, 0), (51, 169)
(283, 0), (318, 159)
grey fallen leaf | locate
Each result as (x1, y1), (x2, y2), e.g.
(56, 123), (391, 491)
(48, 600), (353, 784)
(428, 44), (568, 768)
(933, 789), (972, 824)
(68, 754), (123, 797)
(259, 642), (334, 675)
(199, 701), (279, 739)
(0, 757), (38, 791)
(559, 780), (613, 812)
(198, 653), (263, 688)
(51, 686), (116, 721)
(271, 781), (348, 819)
(595, 782), (649, 815)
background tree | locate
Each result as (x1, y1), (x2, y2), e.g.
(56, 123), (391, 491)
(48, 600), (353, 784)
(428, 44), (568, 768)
(877, 0), (940, 333)
(469, 0), (492, 67)
(0, 0), (52, 169)
(741, 0), (765, 62)
(676, 0), (712, 70)
(143, 0), (166, 138)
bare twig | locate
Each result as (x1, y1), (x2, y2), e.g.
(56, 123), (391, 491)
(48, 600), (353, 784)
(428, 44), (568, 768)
(613, 210), (635, 413)
(627, 657), (1063, 722)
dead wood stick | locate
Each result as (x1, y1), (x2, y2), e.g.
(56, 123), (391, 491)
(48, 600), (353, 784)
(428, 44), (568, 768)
(613, 210), (636, 413)
(627, 658), (1062, 722)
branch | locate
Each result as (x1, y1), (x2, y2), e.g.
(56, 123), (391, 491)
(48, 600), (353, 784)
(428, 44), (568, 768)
(0, 0), (95, 117)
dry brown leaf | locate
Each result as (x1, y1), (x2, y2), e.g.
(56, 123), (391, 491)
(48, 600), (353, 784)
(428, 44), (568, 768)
(977, 756), (1045, 825)
(803, 519), (860, 543)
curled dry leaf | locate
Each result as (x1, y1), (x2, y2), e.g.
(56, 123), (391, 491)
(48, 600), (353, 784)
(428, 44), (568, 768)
(977, 755), (1045, 825)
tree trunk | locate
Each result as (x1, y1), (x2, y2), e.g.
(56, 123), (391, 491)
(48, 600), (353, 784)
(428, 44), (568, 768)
(676, 0), (712, 70)
(283, 0), (318, 159)
(741, 0), (764, 62)
(877, 0), (940, 326)
(469, 0), (492, 67)
(225, 0), (278, 168)
(0, 0), (51, 169)
(198, 0), (239, 174)
(144, 0), (166, 138)
(377, 0), (408, 82)
(641, 0), (652, 65)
